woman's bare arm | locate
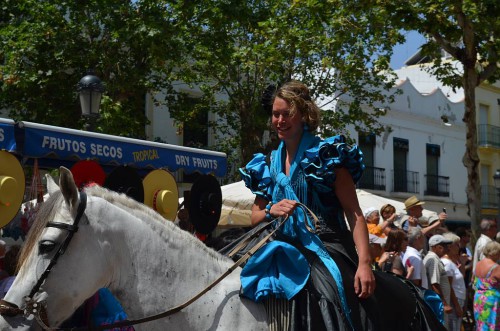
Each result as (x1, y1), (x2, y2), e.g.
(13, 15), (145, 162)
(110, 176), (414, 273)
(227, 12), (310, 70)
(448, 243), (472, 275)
(335, 167), (375, 298)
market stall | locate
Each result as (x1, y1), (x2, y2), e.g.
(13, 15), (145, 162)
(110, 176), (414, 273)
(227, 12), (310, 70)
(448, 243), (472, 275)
(0, 119), (227, 233)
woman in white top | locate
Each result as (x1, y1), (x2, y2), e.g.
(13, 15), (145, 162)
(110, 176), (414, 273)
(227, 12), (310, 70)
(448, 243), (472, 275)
(441, 233), (466, 331)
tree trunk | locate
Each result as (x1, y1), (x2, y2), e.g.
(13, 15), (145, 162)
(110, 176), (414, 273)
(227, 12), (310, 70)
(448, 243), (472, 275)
(462, 64), (481, 236)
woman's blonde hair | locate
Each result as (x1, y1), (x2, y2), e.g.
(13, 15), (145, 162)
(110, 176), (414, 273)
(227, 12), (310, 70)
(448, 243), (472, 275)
(274, 80), (321, 131)
(443, 232), (460, 244)
(483, 241), (500, 259)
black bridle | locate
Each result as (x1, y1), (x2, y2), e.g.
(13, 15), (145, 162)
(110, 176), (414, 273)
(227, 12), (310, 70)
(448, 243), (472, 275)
(28, 192), (87, 298)
(0, 192), (87, 322)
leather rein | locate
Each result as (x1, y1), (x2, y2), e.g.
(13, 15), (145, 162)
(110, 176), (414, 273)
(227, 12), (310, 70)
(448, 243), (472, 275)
(0, 195), (318, 331)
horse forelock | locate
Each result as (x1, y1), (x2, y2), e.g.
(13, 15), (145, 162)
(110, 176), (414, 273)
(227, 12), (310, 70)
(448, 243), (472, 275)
(17, 191), (64, 272)
(83, 185), (227, 263)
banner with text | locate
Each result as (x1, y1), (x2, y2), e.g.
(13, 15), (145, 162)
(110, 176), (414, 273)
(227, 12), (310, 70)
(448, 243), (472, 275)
(18, 122), (227, 177)
(0, 119), (16, 152)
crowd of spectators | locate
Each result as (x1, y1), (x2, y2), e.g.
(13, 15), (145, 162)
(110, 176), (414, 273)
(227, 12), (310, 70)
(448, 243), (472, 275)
(365, 196), (499, 331)
(0, 241), (20, 299)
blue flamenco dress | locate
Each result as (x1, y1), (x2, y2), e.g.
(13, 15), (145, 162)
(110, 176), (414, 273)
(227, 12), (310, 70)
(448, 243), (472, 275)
(239, 131), (445, 331)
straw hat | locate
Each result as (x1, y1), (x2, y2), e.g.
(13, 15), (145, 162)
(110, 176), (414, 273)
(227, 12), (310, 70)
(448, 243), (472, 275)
(188, 175), (222, 235)
(104, 166), (144, 203)
(0, 151), (25, 228)
(70, 160), (106, 190)
(143, 169), (178, 221)
(404, 195), (425, 210)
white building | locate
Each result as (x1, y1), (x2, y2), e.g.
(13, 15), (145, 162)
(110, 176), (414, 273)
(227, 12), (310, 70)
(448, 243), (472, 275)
(144, 83), (228, 195)
(340, 76), (470, 224)
(344, 54), (500, 225)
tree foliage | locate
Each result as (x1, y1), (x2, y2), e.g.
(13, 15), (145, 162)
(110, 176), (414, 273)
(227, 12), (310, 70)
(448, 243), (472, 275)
(1, 0), (403, 178)
(164, 0), (403, 174)
(0, 0), (183, 137)
(375, 0), (500, 231)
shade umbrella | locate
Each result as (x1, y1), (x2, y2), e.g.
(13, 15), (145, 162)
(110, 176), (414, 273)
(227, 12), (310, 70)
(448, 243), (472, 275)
(216, 181), (438, 228)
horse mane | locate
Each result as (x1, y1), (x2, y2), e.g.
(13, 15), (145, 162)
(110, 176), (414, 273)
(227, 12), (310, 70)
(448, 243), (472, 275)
(17, 191), (64, 271)
(83, 185), (226, 263)
(17, 185), (225, 272)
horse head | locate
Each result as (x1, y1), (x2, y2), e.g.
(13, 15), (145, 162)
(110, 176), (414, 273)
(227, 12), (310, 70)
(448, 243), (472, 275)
(0, 167), (111, 329)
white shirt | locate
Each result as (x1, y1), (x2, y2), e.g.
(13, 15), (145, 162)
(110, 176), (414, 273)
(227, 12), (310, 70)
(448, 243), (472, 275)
(473, 234), (492, 273)
(441, 257), (466, 300)
(403, 246), (428, 289)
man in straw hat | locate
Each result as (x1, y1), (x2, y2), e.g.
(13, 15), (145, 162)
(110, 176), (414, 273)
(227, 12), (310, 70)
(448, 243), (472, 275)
(401, 195), (447, 236)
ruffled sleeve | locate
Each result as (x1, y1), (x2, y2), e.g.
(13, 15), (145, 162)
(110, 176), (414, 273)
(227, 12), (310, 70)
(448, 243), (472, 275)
(300, 135), (364, 193)
(238, 153), (272, 200)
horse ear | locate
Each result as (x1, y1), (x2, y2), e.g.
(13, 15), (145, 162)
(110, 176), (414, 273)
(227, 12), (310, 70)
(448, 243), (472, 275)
(59, 167), (79, 208)
(45, 174), (59, 195)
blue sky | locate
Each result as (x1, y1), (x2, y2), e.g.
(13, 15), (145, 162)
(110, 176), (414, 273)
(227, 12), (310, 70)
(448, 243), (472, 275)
(390, 31), (427, 69)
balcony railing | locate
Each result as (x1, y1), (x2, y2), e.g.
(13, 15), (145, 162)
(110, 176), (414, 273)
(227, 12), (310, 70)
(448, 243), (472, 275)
(425, 174), (450, 197)
(392, 170), (419, 193)
(358, 166), (386, 191)
(481, 185), (499, 209)
(478, 124), (500, 148)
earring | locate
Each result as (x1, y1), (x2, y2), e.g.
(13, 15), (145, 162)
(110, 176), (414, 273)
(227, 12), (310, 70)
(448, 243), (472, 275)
(303, 123), (309, 131)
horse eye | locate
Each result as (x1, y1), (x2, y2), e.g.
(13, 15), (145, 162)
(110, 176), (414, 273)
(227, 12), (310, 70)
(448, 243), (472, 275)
(39, 240), (56, 254)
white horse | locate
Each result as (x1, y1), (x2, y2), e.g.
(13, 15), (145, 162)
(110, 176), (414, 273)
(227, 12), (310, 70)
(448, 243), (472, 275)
(0, 167), (267, 330)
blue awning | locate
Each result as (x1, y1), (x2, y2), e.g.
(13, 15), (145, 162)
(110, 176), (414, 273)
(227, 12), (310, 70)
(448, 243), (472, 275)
(0, 118), (16, 152)
(15, 121), (227, 177)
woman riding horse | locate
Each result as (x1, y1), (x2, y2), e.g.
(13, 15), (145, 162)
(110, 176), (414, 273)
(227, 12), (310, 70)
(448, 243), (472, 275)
(239, 80), (446, 331)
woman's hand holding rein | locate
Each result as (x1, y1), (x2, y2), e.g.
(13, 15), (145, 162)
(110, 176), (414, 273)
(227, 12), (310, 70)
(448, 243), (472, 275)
(269, 199), (297, 219)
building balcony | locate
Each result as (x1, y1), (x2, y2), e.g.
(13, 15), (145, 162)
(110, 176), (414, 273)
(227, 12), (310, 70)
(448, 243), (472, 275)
(358, 166), (386, 191)
(424, 174), (450, 197)
(392, 169), (419, 194)
(481, 185), (498, 209)
(478, 124), (500, 148)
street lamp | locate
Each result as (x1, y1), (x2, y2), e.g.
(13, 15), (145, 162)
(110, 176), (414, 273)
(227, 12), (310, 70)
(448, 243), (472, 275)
(494, 169), (500, 191)
(494, 168), (500, 198)
(441, 115), (452, 127)
(494, 169), (500, 223)
(77, 71), (105, 129)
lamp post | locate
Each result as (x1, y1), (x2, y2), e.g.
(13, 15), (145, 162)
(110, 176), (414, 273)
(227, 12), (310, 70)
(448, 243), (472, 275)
(441, 115), (452, 127)
(494, 169), (500, 223)
(77, 71), (105, 130)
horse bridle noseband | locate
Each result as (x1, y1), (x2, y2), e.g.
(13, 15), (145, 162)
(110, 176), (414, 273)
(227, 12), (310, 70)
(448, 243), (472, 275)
(0, 192), (87, 324)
